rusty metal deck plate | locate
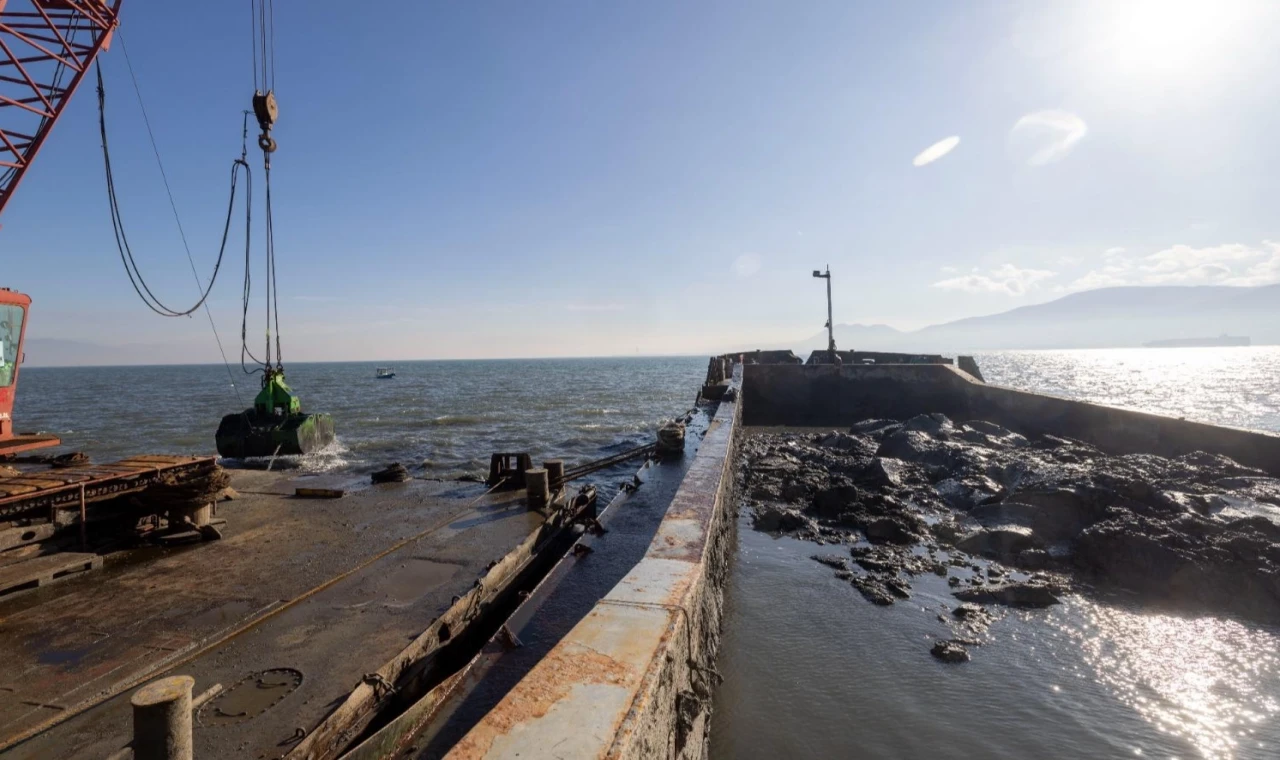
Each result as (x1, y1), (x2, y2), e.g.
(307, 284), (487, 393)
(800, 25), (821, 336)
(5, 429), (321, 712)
(0, 435), (61, 457)
(0, 476), (551, 759)
(0, 455), (217, 521)
(0, 552), (102, 597)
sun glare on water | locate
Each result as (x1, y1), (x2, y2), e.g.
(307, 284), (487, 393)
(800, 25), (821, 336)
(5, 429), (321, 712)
(1057, 599), (1280, 760)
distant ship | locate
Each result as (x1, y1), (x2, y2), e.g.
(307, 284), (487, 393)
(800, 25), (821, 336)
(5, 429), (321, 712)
(1143, 334), (1250, 348)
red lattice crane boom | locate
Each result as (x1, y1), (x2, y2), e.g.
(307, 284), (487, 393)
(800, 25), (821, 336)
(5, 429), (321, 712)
(0, 1), (120, 454)
(0, 0), (122, 220)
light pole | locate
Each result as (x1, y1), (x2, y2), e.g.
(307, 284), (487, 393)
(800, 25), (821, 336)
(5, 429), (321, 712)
(812, 266), (835, 360)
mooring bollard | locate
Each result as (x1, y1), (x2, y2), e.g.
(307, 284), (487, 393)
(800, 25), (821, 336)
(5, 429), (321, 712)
(172, 502), (212, 528)
(525, 468), (550, 510)
(132, 675), (194, 760)
(543, 459), (565, 491)
(656, 420), (686, 459)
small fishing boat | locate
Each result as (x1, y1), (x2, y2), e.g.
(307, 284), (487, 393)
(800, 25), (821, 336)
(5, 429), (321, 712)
(376, 367), (396, 379)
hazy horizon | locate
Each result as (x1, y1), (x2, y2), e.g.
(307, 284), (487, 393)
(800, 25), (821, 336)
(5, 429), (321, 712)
(21, 280), (1280, 367)
(20, 341), (1280, 370)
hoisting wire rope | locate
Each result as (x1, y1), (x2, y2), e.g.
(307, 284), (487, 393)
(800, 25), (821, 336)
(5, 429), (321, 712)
(245, 0), (284, 373)
(236, 112), (267, 378)
(248, 0), (258, 96)
(268, 0), (277, 94)
(249, 0), (276, 93)
(258, 0), (268, 91)
(96, 42), (247, 404)
(266, 162), (281, 367)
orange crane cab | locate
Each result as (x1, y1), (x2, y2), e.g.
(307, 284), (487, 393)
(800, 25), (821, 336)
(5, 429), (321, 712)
(0, 288), (58, 455)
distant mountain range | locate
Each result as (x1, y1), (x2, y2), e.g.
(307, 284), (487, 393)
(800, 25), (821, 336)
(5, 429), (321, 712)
(794, 285), (1280, 353)
(21, 284), (1280, 366)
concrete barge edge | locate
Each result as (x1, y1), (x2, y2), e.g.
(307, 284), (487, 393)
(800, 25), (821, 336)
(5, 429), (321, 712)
(446, 378), (741, 759)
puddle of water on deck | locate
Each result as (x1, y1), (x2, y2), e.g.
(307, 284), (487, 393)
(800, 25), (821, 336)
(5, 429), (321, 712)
(378, 558), (462, 605)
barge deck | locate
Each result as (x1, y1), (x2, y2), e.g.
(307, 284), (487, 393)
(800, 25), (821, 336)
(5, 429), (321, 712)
(0, 470), (552, 759)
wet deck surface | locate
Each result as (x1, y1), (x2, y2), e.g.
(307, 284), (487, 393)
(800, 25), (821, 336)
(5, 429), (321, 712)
(0, 470), (545, 759)
(406, 406), (713, 757)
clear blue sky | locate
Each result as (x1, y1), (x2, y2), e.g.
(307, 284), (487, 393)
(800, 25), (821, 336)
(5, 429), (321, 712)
(4, 0), (1279, 362)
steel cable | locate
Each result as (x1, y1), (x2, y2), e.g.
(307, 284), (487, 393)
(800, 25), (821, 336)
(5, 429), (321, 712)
(248, 0), (258, 92)
(114, 34), (246, 402)
(96, 62), (241, 321)
(245, 0), (283, 370)
(236, 113), (266, 376)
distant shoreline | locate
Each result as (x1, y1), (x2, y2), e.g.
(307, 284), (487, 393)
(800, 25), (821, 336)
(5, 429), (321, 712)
(19, 344), (1278, 370)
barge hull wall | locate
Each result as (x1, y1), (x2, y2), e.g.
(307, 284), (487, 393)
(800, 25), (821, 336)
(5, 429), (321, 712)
(447, 377), (741, 759)
(741, 363), (1280, 474)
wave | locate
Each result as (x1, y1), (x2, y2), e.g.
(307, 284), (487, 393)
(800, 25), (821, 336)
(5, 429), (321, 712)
(296, 438), (354, 473)
(426, 414), (490, 427)
(223, 437), (355, 474)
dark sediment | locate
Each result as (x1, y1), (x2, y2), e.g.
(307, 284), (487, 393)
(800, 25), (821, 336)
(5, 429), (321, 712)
(930, 640), (971, 663)
(739, 414), (1280, 658)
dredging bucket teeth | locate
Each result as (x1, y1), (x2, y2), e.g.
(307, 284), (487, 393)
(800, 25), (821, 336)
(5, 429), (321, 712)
(215, 410), (336, 459)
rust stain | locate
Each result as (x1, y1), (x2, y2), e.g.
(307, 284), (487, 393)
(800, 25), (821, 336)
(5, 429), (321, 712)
(648, 521), (713, 564)
(659, 573), (696, 611)
(607, 616), (686, 758)
(448, 639), (636, 758)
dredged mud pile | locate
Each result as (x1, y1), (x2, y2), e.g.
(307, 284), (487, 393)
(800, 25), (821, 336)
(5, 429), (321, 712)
(739, 414), (1280, 661)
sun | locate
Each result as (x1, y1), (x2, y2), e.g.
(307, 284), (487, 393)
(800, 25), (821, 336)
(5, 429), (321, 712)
(1091, 0), (1262, 82)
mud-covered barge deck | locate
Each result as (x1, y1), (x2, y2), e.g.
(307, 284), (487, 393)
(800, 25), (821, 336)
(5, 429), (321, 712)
(0, 469), (587, 758)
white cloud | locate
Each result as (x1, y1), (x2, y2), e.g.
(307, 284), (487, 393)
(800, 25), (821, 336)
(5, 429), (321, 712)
(731, 253), (763, 278)
(1009, 110), (1088, 166)
(1068, 241), (1280, 290)
(1067, 261), (1133, 290)
(912, 135), (960, 167)
(566, 303), (625, 312)
(1141, 243), (1257, 274)
(932, 263), (1058, 295)
(1143, 263), (1233, 284)
(1056, 255), (1082, 266)
(1223, 247), (1280, 286)
(1104, 246), (1126, 257)
(1068, 271), (1125, 290)
(938, 265), (958, 274)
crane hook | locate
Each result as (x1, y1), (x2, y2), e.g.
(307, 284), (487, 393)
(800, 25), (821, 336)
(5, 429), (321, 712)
(252, 90), (279, 154)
